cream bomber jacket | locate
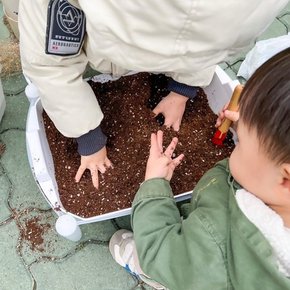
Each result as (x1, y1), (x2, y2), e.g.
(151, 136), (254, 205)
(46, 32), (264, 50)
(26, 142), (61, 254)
(19, 0), (288, 138)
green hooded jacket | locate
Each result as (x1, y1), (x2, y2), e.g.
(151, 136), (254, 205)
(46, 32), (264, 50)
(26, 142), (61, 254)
(131, 159), (290, 290)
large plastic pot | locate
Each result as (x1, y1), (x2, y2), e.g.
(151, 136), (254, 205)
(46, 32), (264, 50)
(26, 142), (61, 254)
(25, 68), (239, 239)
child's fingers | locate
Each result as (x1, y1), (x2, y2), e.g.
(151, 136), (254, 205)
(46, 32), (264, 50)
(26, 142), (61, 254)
(149, 132), (158, 156)
(224, 110), (239, 122)
(156, 130), (164, 153)
(215, 111), (225, 128)
(105, 157), (113, 169)
(166, 154), (184, 180)
(215, 118), (221, 128)
(215, 101), (230, 127)
(164, 137), (178, 158)
(150, 131), (164, 157)
(149, 132), (155, 148)
(152, 105), (162, 117)
(172, 120), (180, 132)
(215, 108), (239, 128)
(90, 168), (99, 189)
(172, 153), (184, 168)
(75, 165), (86, 182)
(163, 117), (172, 128)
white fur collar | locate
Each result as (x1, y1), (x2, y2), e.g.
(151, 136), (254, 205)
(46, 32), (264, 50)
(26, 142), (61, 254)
(236, 189), (290, 277)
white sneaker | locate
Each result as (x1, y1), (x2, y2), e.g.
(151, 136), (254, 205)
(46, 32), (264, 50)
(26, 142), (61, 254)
(109, 230), (166, 290)
(109, 229), (140, 277)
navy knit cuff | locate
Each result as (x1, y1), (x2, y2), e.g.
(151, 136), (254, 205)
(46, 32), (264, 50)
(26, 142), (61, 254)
(76, 126), (107, 156)
(167, 78), (198, 100)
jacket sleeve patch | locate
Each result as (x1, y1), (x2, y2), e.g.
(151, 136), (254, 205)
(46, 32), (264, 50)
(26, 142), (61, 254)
(46, 0), (86, 56)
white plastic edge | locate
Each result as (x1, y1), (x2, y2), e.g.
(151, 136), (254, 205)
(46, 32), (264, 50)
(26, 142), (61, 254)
(0, 72), (6, 123)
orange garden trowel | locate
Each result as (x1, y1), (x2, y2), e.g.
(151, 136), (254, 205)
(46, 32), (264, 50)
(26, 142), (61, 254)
(212, 84), (243, 146)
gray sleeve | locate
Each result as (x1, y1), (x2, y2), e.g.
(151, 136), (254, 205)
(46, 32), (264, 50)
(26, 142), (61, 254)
(167, 77), (198, 100)
(76, 126), (107, 155)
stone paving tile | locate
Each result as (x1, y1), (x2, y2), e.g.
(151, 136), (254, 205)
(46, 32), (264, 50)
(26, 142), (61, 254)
(223, 67), (239, 82)
(217, 62), (228, 70)
(0, 130), (50, 211)
(222, 9), (290, 72)
(0, 221), (32, 290)
(30, 244), (137, 290)
(80, 219), (117, 241)
(17, 209), (116, 263)
(0, 173), (11, 221)
(279, 2), (290, 15)
(279, 13), (290, 31)
(0, 3), (10, 40)
(114, 215), (132, 231)
(223, 49), (250, 67)
(257, 18), (287, 41)
(0, 90), (29, 131)
(230, 61), (244, 77)
(2, 73), (27, 96)
(19, 209), (68, 265)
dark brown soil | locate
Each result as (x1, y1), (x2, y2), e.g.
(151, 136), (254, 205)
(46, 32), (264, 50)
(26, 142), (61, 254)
(43, 73), (234, 218)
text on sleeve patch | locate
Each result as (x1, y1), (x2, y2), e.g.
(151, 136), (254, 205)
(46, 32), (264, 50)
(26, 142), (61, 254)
(46, 0), (86, 56)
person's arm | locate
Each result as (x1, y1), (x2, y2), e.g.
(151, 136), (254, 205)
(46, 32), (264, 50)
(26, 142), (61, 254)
(167, 78), (198, 100)
(76, 126), (107, 156)
(19, 0), (102, 138)
(131, 131), (225, 289)
(19, 0), (111, 188)
(166, 66), (216, 88)
(132, 179), (226, 289)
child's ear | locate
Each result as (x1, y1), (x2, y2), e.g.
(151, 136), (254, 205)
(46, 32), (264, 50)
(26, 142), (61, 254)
(280, 164), (290, 192)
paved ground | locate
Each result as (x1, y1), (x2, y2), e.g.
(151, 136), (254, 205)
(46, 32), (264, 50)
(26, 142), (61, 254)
(0, 2), (289, 290)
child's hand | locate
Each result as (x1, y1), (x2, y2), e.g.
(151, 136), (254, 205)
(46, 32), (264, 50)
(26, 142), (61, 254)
(145, 130), (184, 181)
(215, 103), (240, 128)
(152, 92), (187, 131)
(75, 146), (113, 189)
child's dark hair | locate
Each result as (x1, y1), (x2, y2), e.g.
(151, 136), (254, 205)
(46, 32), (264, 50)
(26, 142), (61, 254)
(239, 47), (290, 164)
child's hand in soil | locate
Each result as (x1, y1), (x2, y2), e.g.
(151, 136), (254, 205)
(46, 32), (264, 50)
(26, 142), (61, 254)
(75, 146), (112, 189)
(145, 130), (184, 181)
(152, 92), (188, 131)
(215, 103), (240, 128)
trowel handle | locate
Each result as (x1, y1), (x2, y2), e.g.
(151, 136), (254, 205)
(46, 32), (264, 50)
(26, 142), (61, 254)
(218, 84), (243, 133)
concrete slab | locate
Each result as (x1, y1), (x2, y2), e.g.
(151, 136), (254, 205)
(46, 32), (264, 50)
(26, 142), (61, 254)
(0, 173), (11, 221)
(30, 244), (137, 290)
(0, 221), (32, 290)
(257, 18), (288, 41)
(0, 3), (10, 40)
(2, 73), (27, 95)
